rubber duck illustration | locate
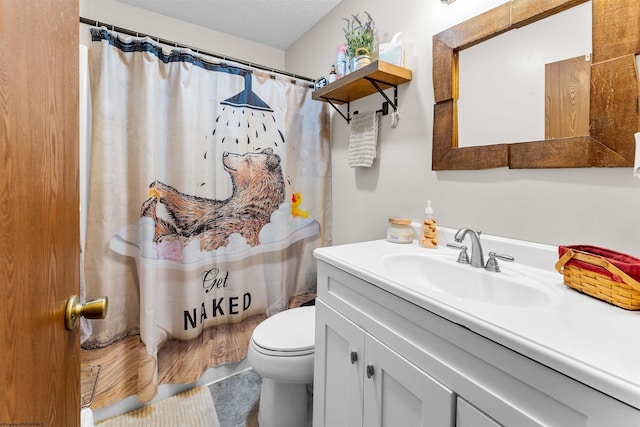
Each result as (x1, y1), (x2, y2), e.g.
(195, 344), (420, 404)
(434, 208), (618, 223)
(291, 192), (310, 218)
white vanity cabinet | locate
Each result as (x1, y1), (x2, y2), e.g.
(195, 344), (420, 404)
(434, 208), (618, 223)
(314, 299), (455, 427)
(456, 398), (501, 427)
(313, 258), (640, 427)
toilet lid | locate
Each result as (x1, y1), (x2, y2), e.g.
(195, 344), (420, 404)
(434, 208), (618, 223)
(252, 306), (315, 353)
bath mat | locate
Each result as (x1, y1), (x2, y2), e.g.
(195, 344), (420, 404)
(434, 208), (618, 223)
(97, 386), (219, 427)
(208, 369), (261, 427)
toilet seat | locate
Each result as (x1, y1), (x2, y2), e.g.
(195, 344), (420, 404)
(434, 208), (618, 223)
(251, 306), (315, 356)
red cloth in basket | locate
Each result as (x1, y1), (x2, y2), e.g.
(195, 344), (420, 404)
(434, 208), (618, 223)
(558, 245), (640, 282)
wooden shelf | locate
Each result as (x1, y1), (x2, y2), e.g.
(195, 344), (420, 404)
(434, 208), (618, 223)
(312, 60), (412, 105)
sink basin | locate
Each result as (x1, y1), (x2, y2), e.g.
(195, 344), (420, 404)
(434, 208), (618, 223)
(380, 252), (555, 307)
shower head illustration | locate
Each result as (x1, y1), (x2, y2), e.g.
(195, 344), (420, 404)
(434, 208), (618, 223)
(214, 73), (285, 147)
(221, 74), (273, 112)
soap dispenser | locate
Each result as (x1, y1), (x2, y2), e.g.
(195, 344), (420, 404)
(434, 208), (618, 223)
(420, 201), (438, 248)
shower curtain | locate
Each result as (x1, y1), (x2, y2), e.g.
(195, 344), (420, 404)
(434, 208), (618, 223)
(83, 27), (331, 404)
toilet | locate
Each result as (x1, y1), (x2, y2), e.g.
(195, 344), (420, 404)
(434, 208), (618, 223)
(247, 305), (315, 427)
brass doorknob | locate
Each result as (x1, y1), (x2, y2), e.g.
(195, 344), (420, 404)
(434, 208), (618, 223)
(65, 295), (108, 330)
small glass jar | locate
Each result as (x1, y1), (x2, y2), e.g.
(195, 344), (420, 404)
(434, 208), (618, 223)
(386, 217), (415, 244)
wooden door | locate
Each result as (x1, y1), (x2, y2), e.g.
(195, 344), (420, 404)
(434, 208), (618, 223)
(0, 1), (80, 426)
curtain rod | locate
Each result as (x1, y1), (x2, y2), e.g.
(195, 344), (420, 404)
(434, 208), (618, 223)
(79, 17), (316, 84)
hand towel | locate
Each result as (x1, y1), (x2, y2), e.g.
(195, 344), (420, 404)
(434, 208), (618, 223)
(634, 133), (640, 179)
(348, 111), (379, 167)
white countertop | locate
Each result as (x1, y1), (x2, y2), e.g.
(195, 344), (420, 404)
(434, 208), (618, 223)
(314, 228), (640, 410)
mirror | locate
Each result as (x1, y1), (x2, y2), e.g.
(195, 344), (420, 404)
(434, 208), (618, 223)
(458, 3), (591, 147)
(432, 0), (640, 170)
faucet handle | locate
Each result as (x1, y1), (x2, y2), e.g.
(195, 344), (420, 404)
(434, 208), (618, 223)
(484, 252), (514, 272)
(446, 243), (470, 264)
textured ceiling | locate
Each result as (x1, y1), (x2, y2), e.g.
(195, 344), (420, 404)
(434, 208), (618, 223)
(115, 0), (344, 50)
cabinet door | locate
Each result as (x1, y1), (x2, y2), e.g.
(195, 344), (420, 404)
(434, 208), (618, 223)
(313, 300), (365, 427)
(363, 335), (455, 427)
(456, 398), (501, 427)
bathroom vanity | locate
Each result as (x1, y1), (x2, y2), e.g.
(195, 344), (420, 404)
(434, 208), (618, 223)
(312, 229), (640, 426)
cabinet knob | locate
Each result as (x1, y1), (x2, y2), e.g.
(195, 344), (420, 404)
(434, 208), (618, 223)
(350, 351), (358, 364)
(366, 365), (374, 379)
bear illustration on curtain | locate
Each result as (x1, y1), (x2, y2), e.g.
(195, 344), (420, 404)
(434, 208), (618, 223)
(141, 147), (286, 251)
(138, 72), (300, 253)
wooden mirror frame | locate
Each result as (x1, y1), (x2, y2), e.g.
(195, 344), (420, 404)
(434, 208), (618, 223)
(432, 0), (640, 170)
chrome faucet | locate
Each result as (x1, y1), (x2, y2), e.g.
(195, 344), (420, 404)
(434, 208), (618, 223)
(454, 228), (484, 268)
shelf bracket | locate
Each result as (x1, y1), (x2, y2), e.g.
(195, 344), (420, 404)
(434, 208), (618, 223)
(321, 78), (399, 124)
(321, 96), (352, 123)
(364, 77), (399, 112)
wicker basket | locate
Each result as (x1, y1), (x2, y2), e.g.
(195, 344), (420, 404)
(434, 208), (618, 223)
(555, 246), (640, 310)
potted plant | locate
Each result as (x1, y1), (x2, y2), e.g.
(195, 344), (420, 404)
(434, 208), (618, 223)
(343, 11), (375, 71)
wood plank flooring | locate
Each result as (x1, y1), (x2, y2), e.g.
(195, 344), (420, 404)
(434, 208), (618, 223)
(82, 293), (315, 408)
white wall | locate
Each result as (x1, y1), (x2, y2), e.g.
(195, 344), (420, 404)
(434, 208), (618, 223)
(286, 0), (640, 256)
(79, 0), (285, 70)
